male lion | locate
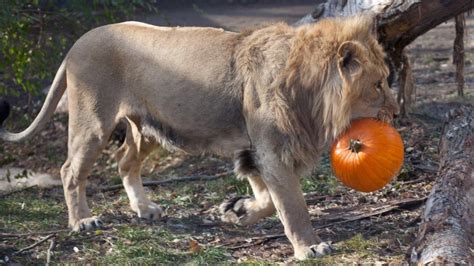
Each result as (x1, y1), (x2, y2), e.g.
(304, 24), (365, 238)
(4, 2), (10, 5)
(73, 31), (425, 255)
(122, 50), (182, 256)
(0, 16), (399, 260)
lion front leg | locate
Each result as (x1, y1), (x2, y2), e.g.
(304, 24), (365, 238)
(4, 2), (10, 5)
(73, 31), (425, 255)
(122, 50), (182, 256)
(260, 156), (332, 260)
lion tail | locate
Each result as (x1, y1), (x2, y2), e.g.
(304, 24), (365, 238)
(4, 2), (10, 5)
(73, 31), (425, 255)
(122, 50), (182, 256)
(0, 59), (67, 142)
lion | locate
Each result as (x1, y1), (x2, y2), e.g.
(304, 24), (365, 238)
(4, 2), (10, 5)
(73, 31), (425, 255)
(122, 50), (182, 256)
(0, 16), (399, 260)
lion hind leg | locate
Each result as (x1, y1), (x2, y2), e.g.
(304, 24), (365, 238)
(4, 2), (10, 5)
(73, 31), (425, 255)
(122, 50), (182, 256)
(115, 118), (162, 221)
(61, 124), (113, 231)
(220, 150), (275, 225)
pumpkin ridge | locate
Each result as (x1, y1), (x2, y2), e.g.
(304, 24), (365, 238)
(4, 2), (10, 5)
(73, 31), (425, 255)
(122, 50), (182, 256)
(363, 152), (399, 179)
(355, 159), (381, 192)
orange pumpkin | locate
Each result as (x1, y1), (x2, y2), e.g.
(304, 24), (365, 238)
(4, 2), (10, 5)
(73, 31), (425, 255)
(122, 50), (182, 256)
(330, 118), (404, 192)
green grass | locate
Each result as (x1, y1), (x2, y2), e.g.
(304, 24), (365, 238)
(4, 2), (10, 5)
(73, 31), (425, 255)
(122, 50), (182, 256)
(343, 233), (378, 252)
(0, 190), (66, 232)
(218, 176), (252, 196)
(95, 226), (230, 264)
(301, 174), (340, 195)
(396, 163), (413, 182)
(0, 146), (16, 166)
(187, 246), (231, 265)
(97, 227), (180, 264)
(99, 244), (182, 264)
(302, 234), (381, 264)
(301, 153), (342, 195)
(1, 193), (230, 264)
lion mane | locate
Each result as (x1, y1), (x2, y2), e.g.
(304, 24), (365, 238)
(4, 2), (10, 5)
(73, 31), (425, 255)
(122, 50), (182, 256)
(232, 16), (388, 173)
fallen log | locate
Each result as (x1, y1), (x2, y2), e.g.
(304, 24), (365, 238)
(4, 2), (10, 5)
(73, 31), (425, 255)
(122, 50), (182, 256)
(410, 105), (474, 264)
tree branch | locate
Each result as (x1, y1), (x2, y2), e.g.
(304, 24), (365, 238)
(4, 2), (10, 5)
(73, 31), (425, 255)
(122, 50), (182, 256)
(296, 0), (473, 64)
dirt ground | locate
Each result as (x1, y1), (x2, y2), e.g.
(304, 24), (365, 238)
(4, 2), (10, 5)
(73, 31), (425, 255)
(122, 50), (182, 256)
(1, 2), (473, 264)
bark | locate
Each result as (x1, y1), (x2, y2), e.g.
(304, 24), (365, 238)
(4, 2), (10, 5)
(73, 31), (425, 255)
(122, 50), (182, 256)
(453, 14), (466, 97)
(397, 52), (415, 117)
(410, 105), (474, 264)
(296, 0), (473, 54)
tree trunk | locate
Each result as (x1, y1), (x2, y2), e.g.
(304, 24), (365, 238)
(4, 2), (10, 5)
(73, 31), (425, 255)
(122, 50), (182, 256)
(397, 52), (414, 117)
(410, 105), (474, 264)
(453, 14), (466, 97)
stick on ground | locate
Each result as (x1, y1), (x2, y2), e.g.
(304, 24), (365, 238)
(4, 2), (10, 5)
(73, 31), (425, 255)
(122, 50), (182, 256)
(0, 229), (68, 238)
(46, 238), (56, 265)
(100, 171), (231, 192)
(12, 234), (56, 256)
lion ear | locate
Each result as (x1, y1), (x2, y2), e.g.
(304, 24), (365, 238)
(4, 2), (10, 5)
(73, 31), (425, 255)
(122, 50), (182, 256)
(337, 41), (363, 83)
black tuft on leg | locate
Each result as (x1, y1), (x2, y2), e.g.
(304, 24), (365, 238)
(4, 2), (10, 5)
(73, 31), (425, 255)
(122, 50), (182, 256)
(234, 150), (260, 177)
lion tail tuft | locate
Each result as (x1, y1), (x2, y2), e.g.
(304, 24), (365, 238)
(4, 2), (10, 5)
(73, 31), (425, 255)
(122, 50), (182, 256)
(0, 98), (10, 127)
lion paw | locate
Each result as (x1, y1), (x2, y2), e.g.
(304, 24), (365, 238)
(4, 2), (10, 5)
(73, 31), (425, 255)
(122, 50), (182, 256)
(219, 196), (252, 225)
(133, 201), (163, 221)
(72, 216), (104, 232)
(295, 242), (333, 260)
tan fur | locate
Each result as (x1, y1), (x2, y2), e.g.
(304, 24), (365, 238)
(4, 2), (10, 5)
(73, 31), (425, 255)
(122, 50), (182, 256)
(0, 16), (398, 260)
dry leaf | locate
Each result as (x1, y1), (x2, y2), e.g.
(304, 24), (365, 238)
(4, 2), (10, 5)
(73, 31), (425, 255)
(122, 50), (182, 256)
(189, 239), (202, 253)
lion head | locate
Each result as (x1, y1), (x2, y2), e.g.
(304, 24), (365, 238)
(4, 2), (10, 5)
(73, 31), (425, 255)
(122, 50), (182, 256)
(277, 15), (398, 137)
(270, 15), (399, 169)
(328, 16), (400, 133)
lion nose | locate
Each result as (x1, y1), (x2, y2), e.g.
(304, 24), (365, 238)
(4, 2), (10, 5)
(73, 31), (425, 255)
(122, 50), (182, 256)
(392, 102), (401, 117)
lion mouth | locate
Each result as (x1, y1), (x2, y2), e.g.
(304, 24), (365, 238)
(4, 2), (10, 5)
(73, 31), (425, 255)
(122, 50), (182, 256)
(376, 109), (395, 124)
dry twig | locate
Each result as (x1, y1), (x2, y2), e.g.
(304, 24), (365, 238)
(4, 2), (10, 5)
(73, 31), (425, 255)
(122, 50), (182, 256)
(100, 171), (232, 192)
(0, 229), (68, 238)
(46, 238), (56, 265)
(12, 234), (56, 256)
(226, 234), (284, 250)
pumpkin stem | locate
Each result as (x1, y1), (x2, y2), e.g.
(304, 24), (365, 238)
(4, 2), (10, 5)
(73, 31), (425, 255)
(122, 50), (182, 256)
(349, 139), (362, 153)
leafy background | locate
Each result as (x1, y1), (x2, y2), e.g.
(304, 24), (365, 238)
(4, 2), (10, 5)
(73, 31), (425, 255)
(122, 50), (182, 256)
(0, 0), (157, 97)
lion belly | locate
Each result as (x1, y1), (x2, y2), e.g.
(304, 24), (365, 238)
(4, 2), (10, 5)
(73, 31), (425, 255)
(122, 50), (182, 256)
(66, 22), (251, 157)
